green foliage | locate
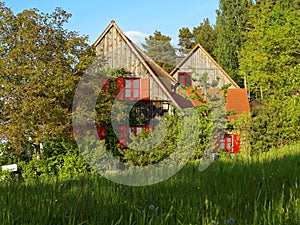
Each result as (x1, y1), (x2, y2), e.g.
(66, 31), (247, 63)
(0, 3), (93, 160)
(142, 31), (176, 72)
(178, 27), (194, 54)
(178, 19), (217, 58)
(239, 0), (300, 99)
(238, 0), (300, 152)
(215, 0), (253, 86)
(121, 114), (181, 166)
(1, 143), (300, 224)
(16, 138), (90, 180)
(249, 98), (300, 152)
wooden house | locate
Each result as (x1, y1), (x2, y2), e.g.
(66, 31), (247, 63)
(170, 44), (239, 89)
(170, 44), (250, 153)
(92, 20), (193, 147)
(88, 21), (250, 153)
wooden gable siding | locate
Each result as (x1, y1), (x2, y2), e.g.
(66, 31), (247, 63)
(171, 45), (239, 89)
(94, 24), (171, 102)
(95, 25), (149, 79)
(149, 76), (171, 101)
(174, 49), (232, 88)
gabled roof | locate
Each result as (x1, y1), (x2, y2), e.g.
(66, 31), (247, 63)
(170, 43), (240, 88)
(226, 89), (250, 121)
(93, 20), (184, 108)
(178, 88), (250, 120)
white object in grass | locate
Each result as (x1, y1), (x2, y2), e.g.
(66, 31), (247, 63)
(2, 164), (17, 172)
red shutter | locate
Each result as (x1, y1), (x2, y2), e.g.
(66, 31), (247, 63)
(233, 134), (240, 153)
(116, 78), (125, 100)
(140, 78), (150, 100)
(118, 126), (127, 148)
(100, 78), (109, 92)
(96, 126), (106, 140)
(143, 126), (151, 132)
(70, 125), (75, 139)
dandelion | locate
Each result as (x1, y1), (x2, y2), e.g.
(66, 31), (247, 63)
(154, 207), (159, 212)
(149, 204), (155, 210)
(224, 218), (235, 224)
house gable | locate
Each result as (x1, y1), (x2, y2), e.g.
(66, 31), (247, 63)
(170, 44), (239, 89)
(93, 20), (189, 109)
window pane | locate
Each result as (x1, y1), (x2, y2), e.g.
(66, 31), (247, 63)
(179, 75), (184, 85)
(125, 89), (131, 97)
(133, 79), (139, 88)
(136, 127), (142, 134)
(129, 127), (134, 133)
(226, 143), (232, 149)
(186, 74), (191, 86)
(133, 90), (139, 98)
(125, 80), (131, 88)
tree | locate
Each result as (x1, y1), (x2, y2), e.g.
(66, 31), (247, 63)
(142, 31), (176, 73)
(0, 3), (92, 160)
(239, 0), (300, 151)
(215, 0), (253, 86)
(193, 19), (217, 58)
(178, 27), (194, 55)
(178, 19), (217, 58)
(239, 0), (300, 99)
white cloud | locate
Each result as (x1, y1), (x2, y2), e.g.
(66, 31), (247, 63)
(124, 30), (149, 44)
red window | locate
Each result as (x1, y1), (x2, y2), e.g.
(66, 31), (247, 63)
(179, 72), (192, 87)
(116, 78), (149, 100)
(219, 133), (240, 153)
(125, 79), (140, 100)
(129, 126), (151, 135)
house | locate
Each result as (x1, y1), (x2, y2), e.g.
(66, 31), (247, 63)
(170, 44), (239, 89)
(170, 44), (250, 153)
(83, 20), (250, 153)
(92, 20), (192, 147)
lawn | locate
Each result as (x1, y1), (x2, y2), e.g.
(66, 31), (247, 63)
(0, 143), (300, 225)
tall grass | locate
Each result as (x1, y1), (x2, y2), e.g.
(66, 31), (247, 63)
(0, 143), (299, 224)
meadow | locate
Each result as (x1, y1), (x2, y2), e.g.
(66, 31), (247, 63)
(0, 143), (300, 225)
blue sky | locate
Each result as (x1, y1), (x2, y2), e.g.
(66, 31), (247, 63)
(3, 0), (219, 46)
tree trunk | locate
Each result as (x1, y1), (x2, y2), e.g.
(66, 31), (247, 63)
(260, 86), (264, 100)
(35, 143), (41, 161)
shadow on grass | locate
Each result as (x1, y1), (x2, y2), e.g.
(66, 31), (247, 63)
(0, 151), (299, 225)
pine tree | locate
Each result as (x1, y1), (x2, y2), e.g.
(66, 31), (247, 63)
(178, 19), (217, 58)
(178, 27), (194, 55)
(142, 31), (176, 73)
(193, 18), (217, 58)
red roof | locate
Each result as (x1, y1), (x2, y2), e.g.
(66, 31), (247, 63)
(226, 89), (250, 121)
(177, 88), (250, 121)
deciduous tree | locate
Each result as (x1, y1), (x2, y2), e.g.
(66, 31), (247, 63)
(215, 0), (252, 86)
(239, 0), (300, 151)
(0, 3), (92, 160)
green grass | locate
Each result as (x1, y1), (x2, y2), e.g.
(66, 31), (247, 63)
(1, 143), (300, 224)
